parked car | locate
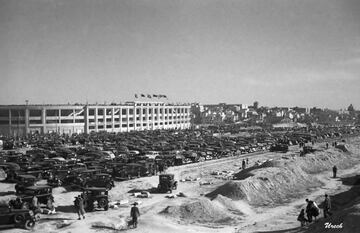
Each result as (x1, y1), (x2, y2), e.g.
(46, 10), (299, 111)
(84, 173), (115, 190)
(15, 175), (37, 194)
(20, 185), (53, 206)
(82, 187), (109, 211)
(157, 174), (177, 193)
(0, 205), (36, 230)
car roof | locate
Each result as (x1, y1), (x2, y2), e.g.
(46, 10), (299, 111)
(17, 174), (36, 179)
(84, 187), (107, 191)
(25, 185), (52, 190)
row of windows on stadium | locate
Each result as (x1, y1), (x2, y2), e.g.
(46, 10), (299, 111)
(0, 117), (190, 125)
(0, 108), (189, 117)
(88, 121), (188, 129)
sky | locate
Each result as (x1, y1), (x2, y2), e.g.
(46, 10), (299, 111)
(1, 0), (360, 109)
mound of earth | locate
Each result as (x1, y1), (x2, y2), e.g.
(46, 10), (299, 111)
(160, 197), (236, 225)
(207, 147), (359, 206)
(211, 194), (250, 215)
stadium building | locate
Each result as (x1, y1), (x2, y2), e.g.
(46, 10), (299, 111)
(0, 102), (191, 136)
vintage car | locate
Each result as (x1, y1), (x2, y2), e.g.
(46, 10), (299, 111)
(84, 173), (115, 190)
(0, 205), (36, 230)
(15, 175), (37, 194)
(157, 174), (177, 193)
(20, 185), (53, 206)
(269, 143), (289, 153)
(82, 187), (109, 211)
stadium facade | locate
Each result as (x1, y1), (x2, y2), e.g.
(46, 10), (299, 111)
(0, 102), (191, 136)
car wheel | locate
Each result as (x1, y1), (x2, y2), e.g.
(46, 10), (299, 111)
(24, 219), (35, 230)
(98, 198), (108, 209)
(14, 214), (25, 224)
(24, 220), (35, 229)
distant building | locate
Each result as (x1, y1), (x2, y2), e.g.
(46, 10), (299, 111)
(0, 101), (191, 136)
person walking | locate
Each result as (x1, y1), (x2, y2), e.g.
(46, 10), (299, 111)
(130, 202), (140, 228)
(332, 166), (337, 178)
(297, 209), (308, 227)
(323, 194), (332, 218)
(242, 159), (246, 169)
(74, 195), (85, 220)
(306, 198), (320, 222)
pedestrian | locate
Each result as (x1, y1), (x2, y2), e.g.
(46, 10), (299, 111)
(242, 159), (246, 169)
(46, 196), (56, 214)
(306, 198), (320, 222)
(246, 158), (249, 165)
(31, 195), (40, 213)
(326, 142), (329, 149)
(74, 195), (85, 220)
(130, 202), (140, 228)
(323, 194), (332, 218)
(297, 209), (308, 227)
(332, 165), (337, 178)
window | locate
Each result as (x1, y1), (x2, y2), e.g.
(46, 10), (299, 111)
(89, 109), (95, 115)
(106, 125), (112, 129)
(46, 119), (59, 124)
(61, 109), (73, 116)
(29, 119), (42, 124)
(46, 109), (58, 117)
(61, 119), (73, 124)
(129, 109), (134, 115)
(0, 120), (8, 125)
(136, 109), (140, 114)
(122, 109), (126, 115)
(122, 124), (127, 127)
(97, 109), (104, 115)
(0, 109), (8, 117)
(29, 110), (41, 117)
(75, 119), (84, 123)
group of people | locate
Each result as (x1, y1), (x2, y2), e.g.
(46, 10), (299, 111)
(8, 195), (56, 215)
(297, 194), (332, 227)
(72, 194), (141, 229)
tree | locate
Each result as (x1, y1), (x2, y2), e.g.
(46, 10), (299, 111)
(348, 104), (355, 112)
(253, 101), (259, 110)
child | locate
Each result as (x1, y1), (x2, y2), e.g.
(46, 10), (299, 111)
(297, 209), (308, 227)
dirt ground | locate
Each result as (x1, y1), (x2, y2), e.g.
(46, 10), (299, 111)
(1, 138), (360, 233)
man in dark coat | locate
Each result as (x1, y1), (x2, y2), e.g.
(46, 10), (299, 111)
(333, 166), (337, 178)
(130, 202), (140, 228)
(323, 194), (332, 218)
(74, 195), (85, 220)
(305, 199), (319, 222)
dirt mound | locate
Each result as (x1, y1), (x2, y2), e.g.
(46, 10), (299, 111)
(212, 194), (249, 215)
(160, 197), (236, 225)
(208, 147), (360, 206)
(207, 159), (322, 206)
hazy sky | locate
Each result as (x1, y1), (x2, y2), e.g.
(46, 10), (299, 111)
(1, 0), (360, 109)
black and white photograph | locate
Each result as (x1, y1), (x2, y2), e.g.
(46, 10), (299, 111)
(0, 0), (360, 232)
